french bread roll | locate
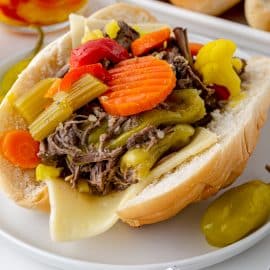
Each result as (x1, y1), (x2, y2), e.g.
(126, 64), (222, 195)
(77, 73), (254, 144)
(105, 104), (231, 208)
(169, 0), (241, 15)
(0, 3), (270, 237)
(245, 0), (270, 31)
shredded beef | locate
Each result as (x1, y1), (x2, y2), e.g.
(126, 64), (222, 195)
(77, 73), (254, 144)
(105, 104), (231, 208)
(73, 146), (123, 164)
(39, 102), (166, 195)
(115, 21), (139, 50)
(127, 126), (165, 150)
(38, 25), (231, 195)
(154, 39), (219, 114)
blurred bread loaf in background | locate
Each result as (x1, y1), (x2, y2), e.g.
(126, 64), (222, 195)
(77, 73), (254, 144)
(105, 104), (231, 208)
(245, 0), (270, 31)
(169, 0), (241, 15)
(168, 0), (270, 32)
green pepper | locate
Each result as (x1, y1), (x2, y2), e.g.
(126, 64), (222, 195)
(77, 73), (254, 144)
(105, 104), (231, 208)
(0, 27), (44, 102)
(201, 180), (270, 247)
(109, 89), (205, 149)
(167, 88), (206, 123)
(88, 121), (108, 145)
(120, 124), (194, 179)
(36, 164), (62, 181)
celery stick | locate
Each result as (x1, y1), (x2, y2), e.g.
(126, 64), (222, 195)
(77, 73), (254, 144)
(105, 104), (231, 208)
(29, 75), (108, 141)
(14, 78), (56, 124)
(29, 99), (73, 141)
(66, 74), (108, 111)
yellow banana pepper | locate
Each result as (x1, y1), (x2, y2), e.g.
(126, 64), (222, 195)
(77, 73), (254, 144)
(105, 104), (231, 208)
(194, 39), (241, 98)
(81, 28), (104, 44)
(36, 164), (62, 181)
(105, 20), (120, 39)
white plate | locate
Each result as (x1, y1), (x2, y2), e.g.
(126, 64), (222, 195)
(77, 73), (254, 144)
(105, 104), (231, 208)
(0, 18), (270, 270)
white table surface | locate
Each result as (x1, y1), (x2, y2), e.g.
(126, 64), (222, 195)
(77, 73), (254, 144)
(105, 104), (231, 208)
(0, 18), (270, 270)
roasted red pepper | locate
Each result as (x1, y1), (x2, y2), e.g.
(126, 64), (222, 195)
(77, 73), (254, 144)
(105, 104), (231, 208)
(212, 84), (230, 100)
(60, 64), (111, 92)
(70, 38), (129, 68)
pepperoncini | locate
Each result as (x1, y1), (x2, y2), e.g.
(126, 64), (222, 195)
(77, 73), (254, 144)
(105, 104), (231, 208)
(201, 180), (270, 247)
(120, 124), (195, 179)
(81, 26), (104, 44)
(232, 57), (245, 75)
(194, 39), (241, 98)
(132, 25), (148, 36)
(105, 20), (120, 39)
(36, 164), (62, 181)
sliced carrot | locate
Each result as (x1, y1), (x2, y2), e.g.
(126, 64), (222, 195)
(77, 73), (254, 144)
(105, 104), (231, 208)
(99, 56), (176, 116)
(44, 78), (62, 98)
(106, 87), (163, 98)
(114, 55), (157, 67)
(110, 79), (172, 91)
(189, 42), (204, 56)
(108, 71), (172, 86)
(110, 66), (168, 79)
(102, 93), (164, 116)
(1, 130), (40, 169)
(131, 28), (171, 57)
(0, 131), (8, 155)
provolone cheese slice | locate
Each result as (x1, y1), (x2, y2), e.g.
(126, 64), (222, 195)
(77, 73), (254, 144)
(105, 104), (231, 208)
(46, 175), (149, 241)
(47, 179), (126, 241)
(46, 128), (217, 241)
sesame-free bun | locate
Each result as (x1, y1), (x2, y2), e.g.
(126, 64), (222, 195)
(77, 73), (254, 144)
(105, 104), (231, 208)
(169, 0), (241, 15)
(0, 3), (270, 236)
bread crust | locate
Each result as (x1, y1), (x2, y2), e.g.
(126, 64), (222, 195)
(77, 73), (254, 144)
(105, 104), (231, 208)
(90, 3), (157, 23)
(169, 0), (241, 15)
(118, 57), (270, 226)
(245, 0), (270, 31)
(0, 3), (156, 211)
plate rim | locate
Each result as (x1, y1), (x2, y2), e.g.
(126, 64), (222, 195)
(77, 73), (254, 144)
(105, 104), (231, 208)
(1, 218), (270, 270)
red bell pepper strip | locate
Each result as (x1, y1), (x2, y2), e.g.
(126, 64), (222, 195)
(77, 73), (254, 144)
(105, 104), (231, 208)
(70, 38), (129, 69)
(212, 84), (230, 100)
(60, 63), (111, 92)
